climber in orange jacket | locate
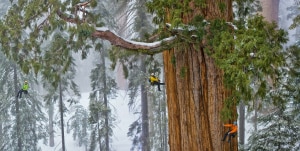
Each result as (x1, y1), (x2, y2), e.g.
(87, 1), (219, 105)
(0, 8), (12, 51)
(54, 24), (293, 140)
(222, 121), (238, 143)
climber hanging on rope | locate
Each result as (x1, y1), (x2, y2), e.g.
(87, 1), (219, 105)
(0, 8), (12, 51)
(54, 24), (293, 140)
(149, 73), (165, 91)
(16, 81), (29, 98)
(222, 121), (238, 143)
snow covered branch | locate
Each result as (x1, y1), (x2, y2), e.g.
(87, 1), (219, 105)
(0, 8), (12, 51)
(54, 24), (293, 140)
(56, 8), (177, 53)
(92, 27), (176, 51)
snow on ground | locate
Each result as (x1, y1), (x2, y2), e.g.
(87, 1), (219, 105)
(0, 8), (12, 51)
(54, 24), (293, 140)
(39, 90), (137, 151)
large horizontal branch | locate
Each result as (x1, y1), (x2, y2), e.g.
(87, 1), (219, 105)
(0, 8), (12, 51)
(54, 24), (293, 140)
(56, 10), (176, 53)
(91, 27), (176, 51)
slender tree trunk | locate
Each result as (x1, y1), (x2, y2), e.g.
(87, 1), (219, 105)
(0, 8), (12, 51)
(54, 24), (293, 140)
(163, 1), (237, 150)
(0, 121), (2, 140)
(254, 100), (258, 132)
(100, 49), (109, 151)
(98, 123), (102, 151)
(148, 92), (154, 149)
(141, 56), (150, 151)
(238, 101), (245, 146)
(49, 102), (55, 147)
(159, 66), (168, 151)
(162, 94), (168, 151)
(32, 102), (38, 151)
(59, 82), (66, 151)
(14, 64), (22, 151)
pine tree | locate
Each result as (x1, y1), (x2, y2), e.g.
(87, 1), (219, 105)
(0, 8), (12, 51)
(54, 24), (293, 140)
(247, 106), (300, 151)
(148, 84), (168, 151)
(42, 34), (81, 151)
(288, 3), (300, 128)
(0, 53), (14, 150)
(68, 105), (89, 149)
(88, 42), (117, 151)
(247, 44), (300, 150)
(0, 53), (47, 151)
(111, 1), (163, 150)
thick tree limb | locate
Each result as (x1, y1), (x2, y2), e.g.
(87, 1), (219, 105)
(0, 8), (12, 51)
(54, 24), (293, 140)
(91, 27), (176, 51)
(56, 10), (176, 53)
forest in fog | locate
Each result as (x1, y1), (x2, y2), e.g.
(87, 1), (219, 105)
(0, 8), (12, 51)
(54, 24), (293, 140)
(0, 0), (299, 151)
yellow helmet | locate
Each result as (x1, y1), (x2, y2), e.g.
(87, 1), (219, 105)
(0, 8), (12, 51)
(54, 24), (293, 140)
(25, 81), (28, 83)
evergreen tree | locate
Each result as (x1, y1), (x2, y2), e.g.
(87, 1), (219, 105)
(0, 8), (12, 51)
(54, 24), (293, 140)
(0, 53), (47, 151)
(42, 34), (81, 150)
(247, 106), (300, 151)
(233, 1), (261, 149)
(0, 53), (14, 150)
(288, 46), (300, 113)
(68, 104), (89, 149)
(88, 42), (117, 151)
(111, 1), (165, 150)
(0, 3), (11, 149)
(148, 85), (168, 151)
(247, 44), (300, 150)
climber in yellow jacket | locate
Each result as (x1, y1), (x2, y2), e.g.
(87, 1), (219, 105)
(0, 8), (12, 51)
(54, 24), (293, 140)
(17, 81), (29, 98)
(149, 73), (165, 91)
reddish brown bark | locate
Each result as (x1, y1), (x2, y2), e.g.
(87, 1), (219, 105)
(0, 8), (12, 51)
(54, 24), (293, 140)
(163, 45), (237, 151)
(163, 1), (237, 151)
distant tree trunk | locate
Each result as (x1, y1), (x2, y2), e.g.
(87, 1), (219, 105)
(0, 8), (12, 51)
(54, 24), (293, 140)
(59, 82), (66, 151)
(162, 93), (168, 151)
(140, 56), (150, 151)
(0, 121), (2, 139)
(254, 100), (258, 132)
(49, 102), (55, 147)
(163, 1), (237, 151)
(115, 1), (130, 91)
(14, 64), (22, 151)
(259, 0), (279, 22)
(238, 101), (245, 146)
(100, 49), (109, 151)
(148, 92), (154, 148)
(31, 102), (38, 151)
(98, 123), (102, 150)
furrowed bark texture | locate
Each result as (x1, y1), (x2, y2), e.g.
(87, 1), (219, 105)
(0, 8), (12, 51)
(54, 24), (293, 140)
(163, 1), (237, 151)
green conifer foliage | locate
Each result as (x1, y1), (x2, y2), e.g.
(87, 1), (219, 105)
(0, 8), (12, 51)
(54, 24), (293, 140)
(0, 0), (100, 88)
(89, 43), (117, 150)
(0, 52), (47, 151)
(247, 107), (300, 151)
(68, 105), (89, 148)
(247, 43), (300, 150)
(147, 0), (288, 119)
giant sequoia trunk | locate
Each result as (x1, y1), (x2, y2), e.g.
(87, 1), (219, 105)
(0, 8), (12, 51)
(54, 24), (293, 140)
(163, 1), (237, 151)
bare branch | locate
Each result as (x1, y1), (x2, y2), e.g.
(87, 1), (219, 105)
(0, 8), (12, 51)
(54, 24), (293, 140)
(75, 1), (90, 19)
(38, 17), (49, 30)
(56, 10), (84, 24)
(77, 1), (91, 7)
